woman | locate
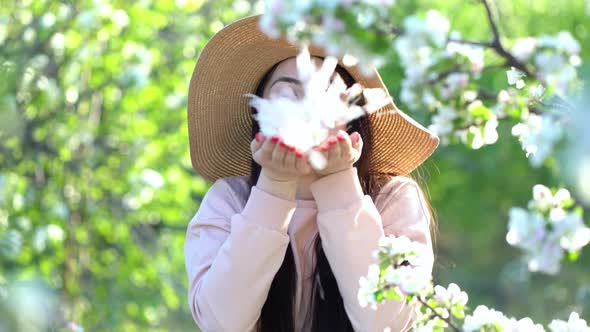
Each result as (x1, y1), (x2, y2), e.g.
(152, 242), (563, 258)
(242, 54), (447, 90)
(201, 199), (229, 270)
(184, 15), (440, 332)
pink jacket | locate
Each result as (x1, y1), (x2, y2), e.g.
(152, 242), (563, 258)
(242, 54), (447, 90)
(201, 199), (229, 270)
(184, 167), (434, 332)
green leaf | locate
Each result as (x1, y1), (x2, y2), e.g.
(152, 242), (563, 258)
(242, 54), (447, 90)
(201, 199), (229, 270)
(567, 250), (580, 262)
(384, 287), (402, 301)
(468, 101), (493, 121)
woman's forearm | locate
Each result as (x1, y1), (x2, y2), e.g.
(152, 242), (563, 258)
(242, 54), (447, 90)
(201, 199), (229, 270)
(185, 179), (297, 331)
(256, 168), (297, 201)
(310, 168), (434, 332)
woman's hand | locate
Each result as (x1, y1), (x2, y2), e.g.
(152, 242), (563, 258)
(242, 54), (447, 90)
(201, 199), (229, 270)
(313, 130), (363, 177)
(251, 133), (312, 181)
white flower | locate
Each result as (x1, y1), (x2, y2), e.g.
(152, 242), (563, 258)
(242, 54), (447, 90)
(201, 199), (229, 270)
(433, 283), (468, 307)
(397, 266), (432, 295)
(362, 88), (394, 113)
(530, 185), (571, 212)
(548, 312), (590, 332)
(507, 67), (526, 89)
(551, 212), (590, 252)
(511, 114), (563, 167)
(506, 207), (546, 251)
(527, 239), (563, 275)
(364, 235), (433, 304)
(446, 41), (484, 73)
(535, 52), (567, 73)
(468, 125), (485, 150)
(529, 84), (545, 98)
(378, 235), (430, 266)
(555, 31), (581, 55)
(531, 32), (582, 94)
(570, 55), (582, 66)
(512, 37), (538, 61)
(382, 265), (403, 285)
(463, 305), (511, 332)
(497, 89), (511, 104)
(424, 10), (450, 46)
(358, 263), (380, 309)
(532, 184), (555, 210)
(259, 0), (397, 69)
(509, 317), (546, 332)
(394, 10), (457, 111)
(446, 72), (470, 89)
(483, 115), (499, 145)
(358, 275), (377, 309)
(428, 106), (457, 138)
(509, 184), (588, 275)
(367, 264), (380, 281)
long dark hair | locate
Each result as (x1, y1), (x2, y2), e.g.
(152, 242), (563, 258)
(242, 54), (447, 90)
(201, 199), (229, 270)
(249, 59), (437, 332)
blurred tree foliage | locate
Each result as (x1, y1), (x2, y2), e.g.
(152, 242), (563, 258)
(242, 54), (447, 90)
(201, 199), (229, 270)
(0, 0), (588, 331)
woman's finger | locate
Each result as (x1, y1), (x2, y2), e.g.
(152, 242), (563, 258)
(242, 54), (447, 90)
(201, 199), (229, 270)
(327, 136), (341, 160)
(259, 135), (278, 160)
(250, 133), (266, 154)
(336, 130), (353, 161)
(283, 144), (297, 169)
(271, 138), (288, 165)
(350, 132), (363, 161)
(351, 132), (363, 153)
(295, 151), (312, 174)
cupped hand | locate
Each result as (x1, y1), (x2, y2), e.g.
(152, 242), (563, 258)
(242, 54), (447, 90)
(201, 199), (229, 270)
(313, 130), (363, 177)
(250, 133), (313, 182)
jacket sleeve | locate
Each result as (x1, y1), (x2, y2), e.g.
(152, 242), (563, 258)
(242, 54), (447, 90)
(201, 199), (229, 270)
(310, 168), (434, 332)
(184, 179), (297, 332)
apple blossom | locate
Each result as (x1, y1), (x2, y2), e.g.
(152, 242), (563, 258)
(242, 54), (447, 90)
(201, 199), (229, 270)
(507, 184), (589, 274)
(511, 113), (563, 167)
(548, 312), (590, 332)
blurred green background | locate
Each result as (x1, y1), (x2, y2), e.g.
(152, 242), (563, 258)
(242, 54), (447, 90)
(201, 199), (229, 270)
(0, 0), (588, 331)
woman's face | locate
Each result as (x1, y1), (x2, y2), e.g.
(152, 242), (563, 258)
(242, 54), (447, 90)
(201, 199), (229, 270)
(262, 56), (311, 100)
(262, 56), (347, 132)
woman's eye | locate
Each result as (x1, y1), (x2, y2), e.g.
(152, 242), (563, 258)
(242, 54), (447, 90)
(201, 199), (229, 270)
(270, 83), (302, 100)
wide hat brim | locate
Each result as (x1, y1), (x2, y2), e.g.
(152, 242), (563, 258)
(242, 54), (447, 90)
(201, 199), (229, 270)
(188, 15), (439, 182)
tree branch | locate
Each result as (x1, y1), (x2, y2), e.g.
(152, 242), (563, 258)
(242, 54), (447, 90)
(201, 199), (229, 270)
(448, 38), (493, 48)
(481, 0), (501, 45)
(481, 0), (535, 77)
(416, 295), (462, 332)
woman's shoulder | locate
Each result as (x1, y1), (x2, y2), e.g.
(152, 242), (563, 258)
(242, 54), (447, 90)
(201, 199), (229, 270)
(192, 175), (251, 222)
(376, 175), (421, 197)
(208, 175), (251, 208)
(373, 175), (427, 212)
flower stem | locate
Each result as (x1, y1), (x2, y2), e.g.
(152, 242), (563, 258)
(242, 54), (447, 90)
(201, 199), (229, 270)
(416, 295), (463, 332)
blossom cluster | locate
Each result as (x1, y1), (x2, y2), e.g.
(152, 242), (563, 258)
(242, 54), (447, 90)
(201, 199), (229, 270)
(258, 3), (590, 329)
(462, 305), (590, 332)
(548, 312), (590, 332)
(510, 31), (582, 95)
(359, 235), (589, 332)
(506, 184), (590, 274)
(463, 305), (545, 332)
(259, 0), (397, 74)
(504, 32), (582, 168)
(560, 91), (590, 206)
(357, 235), (433, 309)
(511, 112), (563, 168)
(259, 1), (583, 162)
(412, 283), (469, 331)
(246, 47), (391, 169)
(393, 11), (497, 149)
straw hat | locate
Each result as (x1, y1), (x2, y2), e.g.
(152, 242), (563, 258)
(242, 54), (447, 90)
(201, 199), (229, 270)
(188, 15), (439, 182)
